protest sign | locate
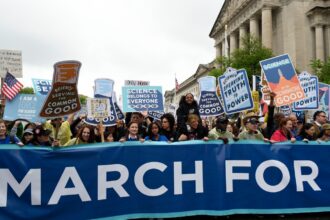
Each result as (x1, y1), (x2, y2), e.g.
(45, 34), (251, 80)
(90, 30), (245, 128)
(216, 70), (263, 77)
(218, 68), (253, 114)
(3, 94), (46, 123)
(0, 50), (22, 77)
(317, 83), (330, 120)
(94, 78), (114, 97)
(112, 92), (125, 120)
(198, 76), (224, 116)
(148, 111), (164, 120)
(260, 54), (305, 106)
(87, 98), (110, 119)
(84, 95), (118, 126)
(39, 61), (81, 117)
(1, 141), (330, 219)
(293, 72), (318, 110)
(168, 103), (177, 118)
(124, 80), (150, 86)
(252, 91), (260, 113)
(32, 79), (52, 96)
(280, 105), (292, 117)
(122, 86), (164, 112)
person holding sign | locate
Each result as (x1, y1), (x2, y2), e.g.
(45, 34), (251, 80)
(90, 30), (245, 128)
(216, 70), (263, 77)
(178, 114), (208, 141)
(65, 125), (96, 146)
(44, 115), (74, 146)
(0, 120), (23, 146)
(145, 122), (168, 142)
(176, 93), (200, 135)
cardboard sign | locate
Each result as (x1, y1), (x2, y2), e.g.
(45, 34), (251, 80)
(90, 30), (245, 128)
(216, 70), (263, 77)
(317, 83), (330, 120)
(198, 76), (224, 117)
(293, 72), (319, 110)
(124, 80), (150, 86)
(0, 50), (22, 77)
(4, 94), (46, 123)
(32, 78), (52, 96)
(218, 68), (253, 114)
(87, 98), (111, 119)
(260, 54), (305, 107)
(39, 61), (81, 117)
(94, 78), (114, 97)
(122, 86), (164, 112)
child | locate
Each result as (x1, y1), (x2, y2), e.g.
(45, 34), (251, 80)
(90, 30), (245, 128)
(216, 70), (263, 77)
(119, 122), (144, 142)
(145, 122), (168, 141)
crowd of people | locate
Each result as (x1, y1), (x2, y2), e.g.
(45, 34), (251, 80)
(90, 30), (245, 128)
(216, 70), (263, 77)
(0, 92), (330, 147)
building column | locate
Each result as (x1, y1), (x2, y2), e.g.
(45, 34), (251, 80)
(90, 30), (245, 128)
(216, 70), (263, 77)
(239, 25), (247, 48)
(222, 39), (228, 57)
(216, 43), (222, 58)
(326, 25), (330, 59)
(315, 25), (325, 61)
(262, 7), (272, 49)
(249, 16), (259, 38)
(230, 32), (237, 54)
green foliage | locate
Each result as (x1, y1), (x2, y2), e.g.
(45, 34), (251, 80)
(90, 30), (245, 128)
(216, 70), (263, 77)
(19, 87), (34, 94)
(310, 58), (330, 84)
(209, 35), (273, 82)
(79, 94), (88, 105)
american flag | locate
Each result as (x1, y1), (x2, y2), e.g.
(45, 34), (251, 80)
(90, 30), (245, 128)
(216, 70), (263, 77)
(175, 77), (180, 92)
(1, 72), (23, 100)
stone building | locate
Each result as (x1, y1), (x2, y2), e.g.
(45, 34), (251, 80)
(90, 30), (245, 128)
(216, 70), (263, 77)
(164, 0), (330, 110)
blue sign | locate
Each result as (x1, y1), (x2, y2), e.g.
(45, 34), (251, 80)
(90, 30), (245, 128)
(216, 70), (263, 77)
(94, 78), (114, 97)
(3, 94), (46, 122)
(122, 86), (164, 112)
(218, 68), (253, 114)
(293, 72), (319, 110)
(317, 83), (330, 120)
(198, 76), (224, 116)
(84, 95), (118, 126)
(114, 102), (125, 120)
(32, 78), (52, 96)
(0, 141), (330, 219)
(148, 111), (164, 121)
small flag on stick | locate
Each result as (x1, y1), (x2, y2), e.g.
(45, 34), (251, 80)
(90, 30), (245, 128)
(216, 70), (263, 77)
(1, 72), (23, 100)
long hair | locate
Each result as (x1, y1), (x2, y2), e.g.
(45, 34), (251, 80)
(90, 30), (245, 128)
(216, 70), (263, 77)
(279, 118), (292, 138)
(76, 124), (95, 143)
(298, 123), (317, 140)
(147, 122), (161, 139)
(160, 113), (175, 132)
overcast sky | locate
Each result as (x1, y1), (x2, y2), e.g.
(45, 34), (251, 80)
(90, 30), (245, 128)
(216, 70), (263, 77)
(1, 0), (224, 97)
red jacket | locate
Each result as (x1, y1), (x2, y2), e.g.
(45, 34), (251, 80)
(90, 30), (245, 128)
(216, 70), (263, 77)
(271, 129), (292, 142)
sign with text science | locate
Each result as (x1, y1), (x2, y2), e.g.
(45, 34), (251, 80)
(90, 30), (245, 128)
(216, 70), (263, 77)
(198, 76), (224, 117)
(293, 72), (319, 110)
(260, 54), (305, 107)
(32, 78), (52, 96)
(0, 49), (22, 77)
(0, 141), (330, 219)
(3, 94), (46, 123)
(122, 86), (164, 112)
(39, 60), (81, 117)
(218, 68), (253, 114)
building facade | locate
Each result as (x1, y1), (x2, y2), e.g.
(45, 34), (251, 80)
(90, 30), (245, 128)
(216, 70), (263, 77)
(165, 0), (330, 111)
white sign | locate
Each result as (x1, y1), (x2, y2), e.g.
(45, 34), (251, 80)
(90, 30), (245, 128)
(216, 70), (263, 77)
(0, 50), (22, 77)
(124, 80), (150, 86)
(87, 98), (111, 119)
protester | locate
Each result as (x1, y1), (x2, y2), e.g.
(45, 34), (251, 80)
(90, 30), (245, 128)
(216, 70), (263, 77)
(238, 112), (265, 141)
(160, 113), (177, 142)
(312, 111), (327, 137)
(176, 93), (200, 135)
(0, 120), (23, 146)
(270, 118), (296, 143)
(227, 121), (239, 138)
(178, 114), (208, 141)
(44, 114), (74, 146)
(288, 113), (299, 138)
(119, 122), (144, 142)
(317, 123), (330, 143)
(264, 92), (285, 139)
(32, 125), (59, 147)
(65, 124), (96, 146)
(21, 128), (35, 145)
(208, 115), (233, 143)
(296, 123), (317, 142)
(145, 122), (168, 141)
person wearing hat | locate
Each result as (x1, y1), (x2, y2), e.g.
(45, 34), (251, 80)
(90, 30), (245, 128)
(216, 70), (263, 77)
(238, 112), (265, 141)
(317, 123), (330, 143)
(21, 128), (35, 145)
(44, 114), (74, 146)
(208, 115), (234, 144)
(32, 125), (59, 147)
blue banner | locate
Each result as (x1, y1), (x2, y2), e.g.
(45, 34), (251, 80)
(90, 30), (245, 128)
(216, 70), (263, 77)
(293, 72), (319, 110)
(1, 141), (330, 219)
(3, 94), (46, 123)
(122, 86), (164, 112)
(32, 78), (52, 96)
(218, 68), (253, 114)
(198, 76), (224, 117)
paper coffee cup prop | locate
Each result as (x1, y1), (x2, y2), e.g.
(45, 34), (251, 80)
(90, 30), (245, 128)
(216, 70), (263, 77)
(39, 60), (81, 117)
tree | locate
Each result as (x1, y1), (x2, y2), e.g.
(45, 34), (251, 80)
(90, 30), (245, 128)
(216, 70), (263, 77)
(310, 57), (330, 84)
(209, 35), (273, 81)
(79, 94), (88, 105)
(19, 87), (34, 94)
